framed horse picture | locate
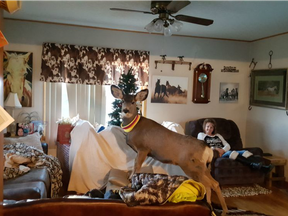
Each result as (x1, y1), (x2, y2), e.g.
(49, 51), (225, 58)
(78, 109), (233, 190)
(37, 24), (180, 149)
(3, 51), (33, 107)
(250, 68), (288, 110)
(151, 75), (188, 104)
(219, 82), (239, 103)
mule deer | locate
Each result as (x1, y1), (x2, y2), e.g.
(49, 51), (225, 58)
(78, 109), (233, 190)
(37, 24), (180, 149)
(111, 85), (228, 215)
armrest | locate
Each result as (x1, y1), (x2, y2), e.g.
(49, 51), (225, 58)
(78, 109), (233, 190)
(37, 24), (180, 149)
(41, 143), (48, 154)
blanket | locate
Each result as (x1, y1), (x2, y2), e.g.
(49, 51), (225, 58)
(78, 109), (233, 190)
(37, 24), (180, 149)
(120, 173), (206, 206)
(3, 143), (63, 198)
(68, 122), (186, 194)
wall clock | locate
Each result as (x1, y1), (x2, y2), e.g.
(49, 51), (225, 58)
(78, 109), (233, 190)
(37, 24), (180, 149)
(192, 63), (213, 103)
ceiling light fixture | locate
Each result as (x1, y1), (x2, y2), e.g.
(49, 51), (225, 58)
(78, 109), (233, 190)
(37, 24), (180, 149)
(144, 14), (183, 37)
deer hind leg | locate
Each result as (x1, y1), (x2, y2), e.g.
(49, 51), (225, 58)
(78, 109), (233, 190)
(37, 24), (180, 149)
(200, 168), (228, 216)
(181, 161), (228, 216)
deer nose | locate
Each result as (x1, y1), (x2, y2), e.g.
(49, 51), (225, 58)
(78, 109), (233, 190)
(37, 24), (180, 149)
(123, 108), (129, 114)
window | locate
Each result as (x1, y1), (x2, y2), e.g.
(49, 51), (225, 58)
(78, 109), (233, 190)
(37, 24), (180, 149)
(61, 83), (69, 118)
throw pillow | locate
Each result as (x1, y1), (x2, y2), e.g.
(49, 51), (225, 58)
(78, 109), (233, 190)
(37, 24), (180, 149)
(4, 132), (43, 152)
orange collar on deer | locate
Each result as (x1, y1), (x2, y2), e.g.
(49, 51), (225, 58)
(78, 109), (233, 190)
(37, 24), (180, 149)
(121, 115), (141, 133)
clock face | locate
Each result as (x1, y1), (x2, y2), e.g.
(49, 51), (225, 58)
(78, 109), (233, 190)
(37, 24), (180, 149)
(198, 73), (207, 83)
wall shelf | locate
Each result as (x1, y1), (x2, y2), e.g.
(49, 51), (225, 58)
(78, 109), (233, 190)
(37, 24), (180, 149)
(155, 56), (192, 71)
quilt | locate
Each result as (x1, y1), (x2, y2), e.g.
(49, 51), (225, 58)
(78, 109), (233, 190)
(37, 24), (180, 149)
(3, 143), (63, 198)
(120, 173), (206, 206)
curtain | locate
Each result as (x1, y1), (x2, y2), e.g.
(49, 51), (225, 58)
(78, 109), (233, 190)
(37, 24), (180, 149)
(40, 43), (150, 86)
(45, 82), (104, 148)
(42, 42), (149, 148)
(44, 82), (62, 147)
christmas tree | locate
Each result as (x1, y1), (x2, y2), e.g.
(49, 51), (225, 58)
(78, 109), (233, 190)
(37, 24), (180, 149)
(108, 68), (138, 126)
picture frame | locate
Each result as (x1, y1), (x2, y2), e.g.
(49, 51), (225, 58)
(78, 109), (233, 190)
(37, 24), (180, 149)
(3, 51), (33, 107)
(16, 123), (34, 137)
(250, 68), (288, 110)
(219, 82), (239, 103)
(151, 75), (188, 104)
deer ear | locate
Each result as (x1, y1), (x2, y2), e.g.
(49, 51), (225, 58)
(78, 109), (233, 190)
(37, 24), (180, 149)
(135, 89), (149, 102)
(111, 85), (124, 99)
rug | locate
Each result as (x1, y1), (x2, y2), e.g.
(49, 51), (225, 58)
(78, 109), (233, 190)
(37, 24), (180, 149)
(212, 203), (272, 216)
(221, 184), (272, 198)
(213, 208), (272, 216)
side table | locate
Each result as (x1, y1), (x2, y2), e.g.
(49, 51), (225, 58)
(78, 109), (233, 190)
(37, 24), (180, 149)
(263, 155), (287, 187)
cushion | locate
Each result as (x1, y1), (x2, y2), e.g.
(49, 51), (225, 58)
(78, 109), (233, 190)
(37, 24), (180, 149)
(161, 121), (185, 135)
(4, 181), (47, 200)
(4, 168), (50, 193)
(106, 166), (154, 192)
(108, 169), (130, 187)
(4, 132), (43, 151)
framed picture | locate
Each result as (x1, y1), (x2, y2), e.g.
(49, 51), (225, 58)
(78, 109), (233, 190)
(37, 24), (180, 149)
(16, 123), (34, 136)
(151, 75), (188, 104)
(219, 82), (239, 103)
(3, 51), (33, 107)
(250, 68), (288, 110)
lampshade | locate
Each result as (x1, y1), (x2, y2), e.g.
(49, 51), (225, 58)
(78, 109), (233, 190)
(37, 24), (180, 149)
(0, 0), (22, 14)
(145, 18), (183, 36)
(4, 92), (22, 108)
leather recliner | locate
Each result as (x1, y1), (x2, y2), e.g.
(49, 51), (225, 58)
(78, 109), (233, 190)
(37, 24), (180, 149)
(185, 117), (266, 185)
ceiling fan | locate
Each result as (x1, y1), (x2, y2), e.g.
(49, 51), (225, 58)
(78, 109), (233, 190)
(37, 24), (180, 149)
(110, 1), (214, 36)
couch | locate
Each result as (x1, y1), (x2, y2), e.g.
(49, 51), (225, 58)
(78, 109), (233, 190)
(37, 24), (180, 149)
(3, 198), (212, 216)
(185, 117), (266, 185)
(3, 142), (51, 201)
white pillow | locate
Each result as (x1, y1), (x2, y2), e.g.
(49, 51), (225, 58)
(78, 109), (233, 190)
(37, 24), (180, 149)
(161, 121), (185, 135)
(4, 132), (43, 152)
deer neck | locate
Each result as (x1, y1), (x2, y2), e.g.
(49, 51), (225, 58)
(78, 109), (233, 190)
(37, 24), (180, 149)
(121, 114), (141, 133)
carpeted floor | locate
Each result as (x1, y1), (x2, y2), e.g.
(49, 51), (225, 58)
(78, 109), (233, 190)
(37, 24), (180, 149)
(221, 184), (272, 198)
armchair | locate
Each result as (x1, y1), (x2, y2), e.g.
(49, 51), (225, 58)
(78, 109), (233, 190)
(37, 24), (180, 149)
(185, 117), (266, 185)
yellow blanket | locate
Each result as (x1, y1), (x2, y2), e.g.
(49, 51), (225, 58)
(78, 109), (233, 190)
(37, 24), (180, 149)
(168, 179), (206, 203)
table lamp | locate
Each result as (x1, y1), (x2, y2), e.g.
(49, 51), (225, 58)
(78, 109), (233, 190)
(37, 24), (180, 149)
(4, 92), (22, 136)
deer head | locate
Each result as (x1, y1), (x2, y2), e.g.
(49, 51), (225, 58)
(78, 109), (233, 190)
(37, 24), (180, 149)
(110, 85), (148, 125)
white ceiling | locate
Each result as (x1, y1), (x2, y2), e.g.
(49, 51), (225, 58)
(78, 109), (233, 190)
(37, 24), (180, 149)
(4, 1), (288, 42)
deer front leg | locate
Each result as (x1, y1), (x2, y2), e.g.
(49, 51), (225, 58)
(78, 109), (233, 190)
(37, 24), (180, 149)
(130, 150), (148, 179)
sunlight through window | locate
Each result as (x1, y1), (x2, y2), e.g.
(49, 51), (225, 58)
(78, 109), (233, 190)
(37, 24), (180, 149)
(61, 83), (69, 118)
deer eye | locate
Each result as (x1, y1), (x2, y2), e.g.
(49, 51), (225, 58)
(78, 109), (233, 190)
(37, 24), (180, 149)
(131, 101), (135, 104)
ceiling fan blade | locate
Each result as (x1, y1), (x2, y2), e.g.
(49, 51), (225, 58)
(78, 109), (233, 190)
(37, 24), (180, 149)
(175, 15), (214, 26)
(166, 1), (191, 14)
(110, 8), (153, 14)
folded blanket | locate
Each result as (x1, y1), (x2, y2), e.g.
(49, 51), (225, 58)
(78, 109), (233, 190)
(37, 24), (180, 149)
(119, 173), (206, 206)
(3, 143), (63, 198)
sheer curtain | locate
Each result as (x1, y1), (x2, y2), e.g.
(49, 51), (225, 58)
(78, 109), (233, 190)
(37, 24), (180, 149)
(44, 82), (107, 148)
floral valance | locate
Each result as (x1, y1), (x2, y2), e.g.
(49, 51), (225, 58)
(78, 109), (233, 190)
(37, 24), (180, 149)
(40, 43), (149, 86)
